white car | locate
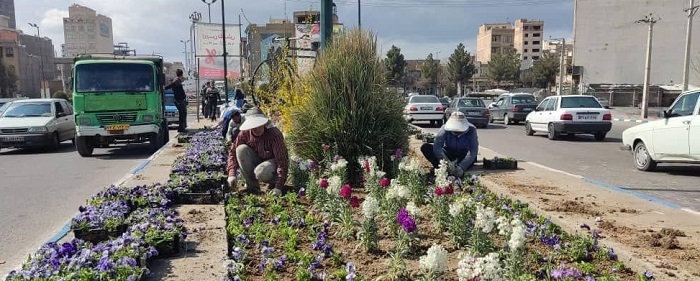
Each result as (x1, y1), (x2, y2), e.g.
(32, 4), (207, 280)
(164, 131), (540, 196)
(524, 95), (612, 141)
(621, 91), (700, 171)
(404, 95), (446, 126)
(0, 98), (76, 151)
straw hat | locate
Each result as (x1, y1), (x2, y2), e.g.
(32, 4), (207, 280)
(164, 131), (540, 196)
(240, 112), (270, 130)
(444, 112), (471, 132)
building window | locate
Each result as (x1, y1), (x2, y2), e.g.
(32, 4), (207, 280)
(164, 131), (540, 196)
(533, 26), (541, 31)
(524, 41), (529, 45)
(523, 26), (530, 30)
(491, 47), (499, 53)
(5, 47), (13, 57)
(533, 41), (541, 45)
(493, 35), (501, 42)
(533, 33), (541, 37)
(533, 49), (540, 52)
(533, 56), (540, 60)
(523, 56), (528, 60)
(524, 49), (528, 53)
(524, 34), (529, 38)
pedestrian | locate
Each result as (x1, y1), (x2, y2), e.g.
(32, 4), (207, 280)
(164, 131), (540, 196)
(164, 69), (187, 132)
(226, 110), (289, 196)
(206, 81), (221, 121)
(421, 111), (479, 178)
(234, 89), (245, 108)
(201, 82), (209, 118)
(224, 109), (245, 143)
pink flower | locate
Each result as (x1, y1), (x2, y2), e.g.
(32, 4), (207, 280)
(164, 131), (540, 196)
(340, 184), (352, 199)
(434, 187), (444, 196)
(322, 144), (331, 151)
(364, 160), (370, 173)
(350, 196), (360, 208)
(319, 179), (329, 188)
(380, 178), (390, 187)
(444, 185), (454, 195)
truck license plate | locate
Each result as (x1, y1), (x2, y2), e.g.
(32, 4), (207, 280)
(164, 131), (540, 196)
(106, 124), (130, 131)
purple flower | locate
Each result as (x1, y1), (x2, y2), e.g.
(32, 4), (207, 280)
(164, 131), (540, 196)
(550, 264), (583, 280)
(298, 188), (306, 197)
(346, 262), (356, 281)
(308, 161), (318, 170)
(97, 256), (114, 272)
(608, 248), (618, 261)
(231, 247), (245, 261)
(585, 276), (595, 281)
(394, 148), (403, 159)
(235, 234), (249, 246)
(396, 209), (417, 233)
(644, 271), (654, 280)
(261, 246), (274, 256)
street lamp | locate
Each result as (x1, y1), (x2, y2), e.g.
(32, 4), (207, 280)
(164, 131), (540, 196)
(549, 37), (566, 96)
(180, 39), (190, 71)
(201, 0), (217, 23)
(28, 22), (46, 98)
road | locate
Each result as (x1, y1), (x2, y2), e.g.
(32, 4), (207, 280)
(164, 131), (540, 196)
(416, 120), (700, 211)
(0, 130), (177, 277)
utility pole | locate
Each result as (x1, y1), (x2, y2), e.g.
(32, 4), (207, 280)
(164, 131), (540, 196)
(320, 0), (333, 50)
(28, 23), (46, 98)
(636, 14), (659, 119)
(202, 0), (217, 23)
(221, 0), (229, 104)
(358, 0), (361, 29)
(180, 39), (190, 71)
(558, 38), (565, 96)
(683, 0), (699, 91)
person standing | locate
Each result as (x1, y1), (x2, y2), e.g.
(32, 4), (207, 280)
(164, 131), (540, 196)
(234, 89), (245, 108)
(206, 81), (221, 121)
(201, 82), (210, 118)
(421, 111), (479, 177)
(164, 69), (187, 132)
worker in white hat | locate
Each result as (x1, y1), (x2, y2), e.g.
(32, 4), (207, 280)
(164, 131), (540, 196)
(227, 109), (289, 195)
(421, 111), (479, 177)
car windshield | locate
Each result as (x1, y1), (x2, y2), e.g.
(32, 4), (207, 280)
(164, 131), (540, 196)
(458, 99), (485, 107)
(2, 102), (52, 117)
(410, 96), (440, 103)
(0, 102), (10, 115)
(511, 96), (536, 104)
(75, 63), (155, 93)
(439, 98), (449, 104)
(165, 95), (176, 106)
(561, 96), (602, 108)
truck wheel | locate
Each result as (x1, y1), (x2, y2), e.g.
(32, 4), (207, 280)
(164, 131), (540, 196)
(161, 121), (170, 145)
(150, 126), (165, 151)
(76, 136), (94, 157)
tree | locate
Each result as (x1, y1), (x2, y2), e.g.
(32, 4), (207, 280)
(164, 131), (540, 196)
(532, 51), (560, 88)
(447, 43), (475, 96)
(520, 68), (534, 88)
(384, 45), (407, 87)
(52, 91), (70, 100)
(0, 60), (17, 98)
(421, 53), (439, 94)
(486, 49), (521, 88)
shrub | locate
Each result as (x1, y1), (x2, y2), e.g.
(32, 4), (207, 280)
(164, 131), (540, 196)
(287, 29), (409, 184)
(52, 91), (70, 100)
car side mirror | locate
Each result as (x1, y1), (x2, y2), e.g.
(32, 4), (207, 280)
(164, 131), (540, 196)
(57, 112), (67, 118)
(489, 103), (496, 108)
(534, 107), (541, 112)
(661, 110), (670, 118)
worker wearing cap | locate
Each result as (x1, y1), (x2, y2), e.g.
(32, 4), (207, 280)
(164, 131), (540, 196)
(421, 111), (479, 178)
(226, 110), (289, 195)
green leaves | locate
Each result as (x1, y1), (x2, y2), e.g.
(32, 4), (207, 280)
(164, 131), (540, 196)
(532, 51), (560, 88)
(486, 48), (521, 87)
(384, 45), (407, 86)
(447, 43), (475, 96)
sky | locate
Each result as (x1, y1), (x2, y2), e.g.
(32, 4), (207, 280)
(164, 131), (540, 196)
(13, 0), (574, 63)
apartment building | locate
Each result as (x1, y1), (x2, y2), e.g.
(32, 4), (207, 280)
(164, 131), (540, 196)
(62, 4), (114, 57)
(514, 19), (544, 69)
(476, 23), (514, 64)
(0, 0), (15, 29)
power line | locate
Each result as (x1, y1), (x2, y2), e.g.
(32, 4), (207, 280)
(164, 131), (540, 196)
(286, 0), (569, 8)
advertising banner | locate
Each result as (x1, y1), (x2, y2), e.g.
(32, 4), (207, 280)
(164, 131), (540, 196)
(195, 22), (241, 80)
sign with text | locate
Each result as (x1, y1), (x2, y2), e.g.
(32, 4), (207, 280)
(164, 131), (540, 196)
(195, 23), (241, 80)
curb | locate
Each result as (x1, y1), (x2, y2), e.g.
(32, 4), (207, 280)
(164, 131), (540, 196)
(612, 117), (651, 123)
(44, 139), (173, 245)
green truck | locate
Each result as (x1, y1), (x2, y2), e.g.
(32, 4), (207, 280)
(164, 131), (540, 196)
(71, 54), (169, 157)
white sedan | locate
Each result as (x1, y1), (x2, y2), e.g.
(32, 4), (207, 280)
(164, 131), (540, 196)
(404, 95), (446, 126)
(524, 95), (612, 141)
(621, 91), (700, 171)
(0, 98), (76, 151)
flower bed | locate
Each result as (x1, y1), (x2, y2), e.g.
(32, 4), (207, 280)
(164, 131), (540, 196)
(223, 144), (653, 281)
(169, 130), (228, 204)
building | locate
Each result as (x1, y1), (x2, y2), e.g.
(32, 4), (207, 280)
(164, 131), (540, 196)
(18, 31), (56, 97)
(543, 40), (573, 88)
(62, 4), (114, 57)
(573, 0), (700, 88)
(0, 0), (15, 29)
(476, 23), (514, 64)
(513, 19), (544, 69)
(0, 15), (19, 97)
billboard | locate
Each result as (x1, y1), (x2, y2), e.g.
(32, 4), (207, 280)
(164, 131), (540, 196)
(295, 24), (344, 75)
(195, 22), (241, 80)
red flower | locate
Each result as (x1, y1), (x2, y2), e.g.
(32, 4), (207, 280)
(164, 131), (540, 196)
(444, 184), (454, 195)
(322, 144), (331, 151)
(350, 196), (360, 208)
(434, 187), (444, 196)
(380, 177), (390, 187)
(340, 184), (352, 199)
(364, 160), (371, 173)
(319, 179), (329, 188)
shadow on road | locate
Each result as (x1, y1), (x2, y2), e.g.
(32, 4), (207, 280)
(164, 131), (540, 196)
(0, 142), (76, 155)
(530, 134), (622, 143)
(645, 165), (700, 177)
(482, 124), (508, 130)
(92, 144), (157, 160)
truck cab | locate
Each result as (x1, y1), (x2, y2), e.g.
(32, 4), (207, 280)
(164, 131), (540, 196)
(71, 54), (169, 157)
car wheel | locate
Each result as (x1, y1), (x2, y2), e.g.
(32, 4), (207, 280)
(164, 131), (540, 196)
(634, 141), (657, 171)
(525, 122), (534, 136)
(504, 114), (512, 125)
(547, 123), (559, 140)
(481, 123), (488, 129)
(594, 132), (606, 141)
(489, 114), (494, 124)
(76, 136), (94, 157)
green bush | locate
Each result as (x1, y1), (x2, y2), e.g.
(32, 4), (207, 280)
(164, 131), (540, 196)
(287, 29), (409, 184)
(52, 91), (70, 100)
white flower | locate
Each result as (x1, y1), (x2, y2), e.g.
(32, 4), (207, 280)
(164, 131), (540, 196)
(435, 159), (450, 187)
(298, 159), (309, 171)
(331, 158), (348, 171)
(327, 175), (342, 195)
(362, 196), (379, 218)
(399, 157), (425, 173)
(449, 201), (464, 218)
(223, 259), (245, 275)
(386, 182), (410, 200)
(456, 252), (480, 281)
(508, 218), (526, 251)
(419, 244), (448, 273)
(479, 252), (505, 281)
(406, 201), (420, 217)
(475, 204), (496, 233)
(495, 216), (511, 236)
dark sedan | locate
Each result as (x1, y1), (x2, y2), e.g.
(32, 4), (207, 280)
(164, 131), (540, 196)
(443, 97), (490, 128)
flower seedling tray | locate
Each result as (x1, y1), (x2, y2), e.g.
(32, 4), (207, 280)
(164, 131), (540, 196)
(422, 134), (435, 143)
(175, 189), (223, 205)
(73, 224), (128, 243)
(154, 234), (181, 258)
(482, 157), (518, 170)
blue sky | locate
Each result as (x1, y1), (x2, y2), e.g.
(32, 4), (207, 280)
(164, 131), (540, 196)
(13, 0), (574, 62)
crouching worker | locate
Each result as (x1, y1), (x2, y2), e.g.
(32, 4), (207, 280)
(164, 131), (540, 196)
(226, 111), (289, 196)
(421, 111), (479, 178)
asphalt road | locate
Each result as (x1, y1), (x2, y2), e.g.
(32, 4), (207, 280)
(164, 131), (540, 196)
(417, 120), (700, 211)
(0, 129), (178, 277)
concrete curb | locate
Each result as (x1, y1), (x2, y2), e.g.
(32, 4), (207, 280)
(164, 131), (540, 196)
(612, 117), (651, 123)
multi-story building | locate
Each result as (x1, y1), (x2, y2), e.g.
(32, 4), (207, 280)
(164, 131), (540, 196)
(0, 0), (15, 29)
(573, 0), (700, 88)
(62, 4), (114, 57)
(0, 15), (19, 97)
(476, 23), (514, 64)
(513, 19), (544, 69)
(18, 32), (56, 97)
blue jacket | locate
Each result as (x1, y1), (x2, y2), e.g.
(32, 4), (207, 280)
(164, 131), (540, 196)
(433, 125), (479, 170)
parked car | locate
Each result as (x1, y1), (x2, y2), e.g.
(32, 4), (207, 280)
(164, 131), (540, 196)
(524, 95), (612, 141)
(0, 98), (76, 151)
(443, 97), (490, 128)
(438, 97), (450, 108)
(164, 90), (179, 126)
(404, 95), (445, 126)
(0, 101), (12, 116)
(621, 91), (699, 171)
(488, 93), (538, 125)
